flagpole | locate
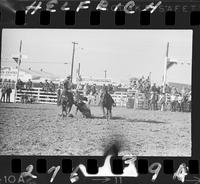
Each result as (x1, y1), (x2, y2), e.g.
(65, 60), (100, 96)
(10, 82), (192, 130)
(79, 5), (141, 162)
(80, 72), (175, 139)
(163, 42), (169, 93)
(14, 40), (22, 103)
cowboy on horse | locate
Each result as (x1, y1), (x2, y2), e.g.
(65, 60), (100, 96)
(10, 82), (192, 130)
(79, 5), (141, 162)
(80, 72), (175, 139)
(58, 76), (74, 117)
(100, 86), (115, 120)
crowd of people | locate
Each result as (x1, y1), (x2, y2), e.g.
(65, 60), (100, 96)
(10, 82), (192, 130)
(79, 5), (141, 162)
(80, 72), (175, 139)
(40, 80), (56, 92)
(130, 76), (151, 93)
(81, 83), (114, 96)
(16, 79), (32, 91)
(129, 75), (191, 112)
(16, 79), (56, 92)
(0, 74), (191, 113)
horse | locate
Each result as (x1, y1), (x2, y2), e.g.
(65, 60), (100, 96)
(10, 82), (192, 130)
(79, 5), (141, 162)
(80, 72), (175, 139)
(100, 91), (115, 120)
(58, 89), (74, 117)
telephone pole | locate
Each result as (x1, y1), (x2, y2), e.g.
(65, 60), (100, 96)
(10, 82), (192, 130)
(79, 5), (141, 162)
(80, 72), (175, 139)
(163, 42), (169, 93)
(104, 70), (107, 79)
(14, 40), (23, 103)
(71, 42), (78, 82)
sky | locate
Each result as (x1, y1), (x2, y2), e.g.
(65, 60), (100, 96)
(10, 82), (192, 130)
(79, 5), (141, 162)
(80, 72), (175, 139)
(1, 29), (192, 85)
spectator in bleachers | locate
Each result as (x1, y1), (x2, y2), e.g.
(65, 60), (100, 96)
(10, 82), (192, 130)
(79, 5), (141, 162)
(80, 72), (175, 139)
(44, 80), (50, 92)
(151, 83), (157, 93)
(26, 79), (33, 90)
(156, 86), (161, 94)
(77, 83), (83, 90)
(108, 84), (114, 94)
(133, 81), (137, 89)
(40, 82), (44, 90)
(49, 81), (55, 92)
(165, 84), (171, 93)
(91, 84), (97, 95)
(16, 79), (24, 91)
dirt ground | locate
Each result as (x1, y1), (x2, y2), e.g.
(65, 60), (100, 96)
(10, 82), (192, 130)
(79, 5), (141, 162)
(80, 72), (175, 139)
(0, 103), (191, 156)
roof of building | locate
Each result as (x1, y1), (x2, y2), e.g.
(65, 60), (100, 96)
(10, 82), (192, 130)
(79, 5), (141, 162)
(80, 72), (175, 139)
(168, 82), (191, 91)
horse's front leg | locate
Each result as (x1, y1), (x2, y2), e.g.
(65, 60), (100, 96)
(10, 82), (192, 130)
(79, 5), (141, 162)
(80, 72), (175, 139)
(110, 108), (112, 119)
(62, 105), (66, 117)
(75, 106), (79, 115)
(108, 107), (112, 120)
(102, 105), (106, 117)
(67, 104), (73, 115)
(161, 103), (164, 111)
(106, 108), (109, 121)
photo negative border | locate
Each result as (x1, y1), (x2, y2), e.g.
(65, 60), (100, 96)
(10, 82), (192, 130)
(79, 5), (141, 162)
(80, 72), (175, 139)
(0, 1), (200, 184)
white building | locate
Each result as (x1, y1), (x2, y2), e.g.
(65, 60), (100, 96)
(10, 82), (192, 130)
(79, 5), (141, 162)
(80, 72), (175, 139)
(0, 67), (32, 81)
(0, 67), (59, 83)
(78, 77), (120, 86)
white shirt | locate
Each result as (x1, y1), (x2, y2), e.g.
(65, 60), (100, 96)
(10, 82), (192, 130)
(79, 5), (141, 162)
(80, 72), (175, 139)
(171, 95), (176, 102)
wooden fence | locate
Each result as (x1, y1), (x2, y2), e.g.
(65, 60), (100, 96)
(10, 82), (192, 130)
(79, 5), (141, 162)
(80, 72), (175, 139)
(12, 88), (191, 112)
(111, 92), (127, 107)
(16, 88), (58, 104)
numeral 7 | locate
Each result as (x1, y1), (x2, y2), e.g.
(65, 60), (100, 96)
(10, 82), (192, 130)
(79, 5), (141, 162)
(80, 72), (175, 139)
(48, 166), (61, 183)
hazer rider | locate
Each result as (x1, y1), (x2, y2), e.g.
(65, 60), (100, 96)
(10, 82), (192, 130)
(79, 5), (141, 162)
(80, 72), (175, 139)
(63, 75), (73, 91)
(59, 75), (73, 101)
(57, 75), (72, 105)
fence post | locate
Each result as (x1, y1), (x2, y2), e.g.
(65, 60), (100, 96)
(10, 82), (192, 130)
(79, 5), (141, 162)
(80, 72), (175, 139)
(37, 88), (40, 103)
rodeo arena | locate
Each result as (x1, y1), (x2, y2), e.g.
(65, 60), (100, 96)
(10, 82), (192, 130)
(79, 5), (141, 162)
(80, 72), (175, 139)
(0, 41), (191, 156)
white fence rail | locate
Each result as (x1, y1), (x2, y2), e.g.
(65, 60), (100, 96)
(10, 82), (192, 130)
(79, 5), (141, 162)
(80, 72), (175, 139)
(16, 88), (58, 104)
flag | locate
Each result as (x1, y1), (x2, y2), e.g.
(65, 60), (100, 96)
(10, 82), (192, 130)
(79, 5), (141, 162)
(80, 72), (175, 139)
(12, 40), (23, 65)
(76, 69), (82, 81)
(19, 40), (22, 51)
(12, 57), (21, 65)
(167, 60), (177, 70)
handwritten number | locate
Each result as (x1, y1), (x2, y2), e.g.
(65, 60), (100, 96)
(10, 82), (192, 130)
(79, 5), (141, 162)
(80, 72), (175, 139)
(25, 1), (42, 15)
(48, 166), (61, 183)
(46, 0), (58, 12)
(148, 162), (162, 182)
(20, 165), (37, 179)
(70, 166), (80, 183)
(173, 163), (188, 183)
